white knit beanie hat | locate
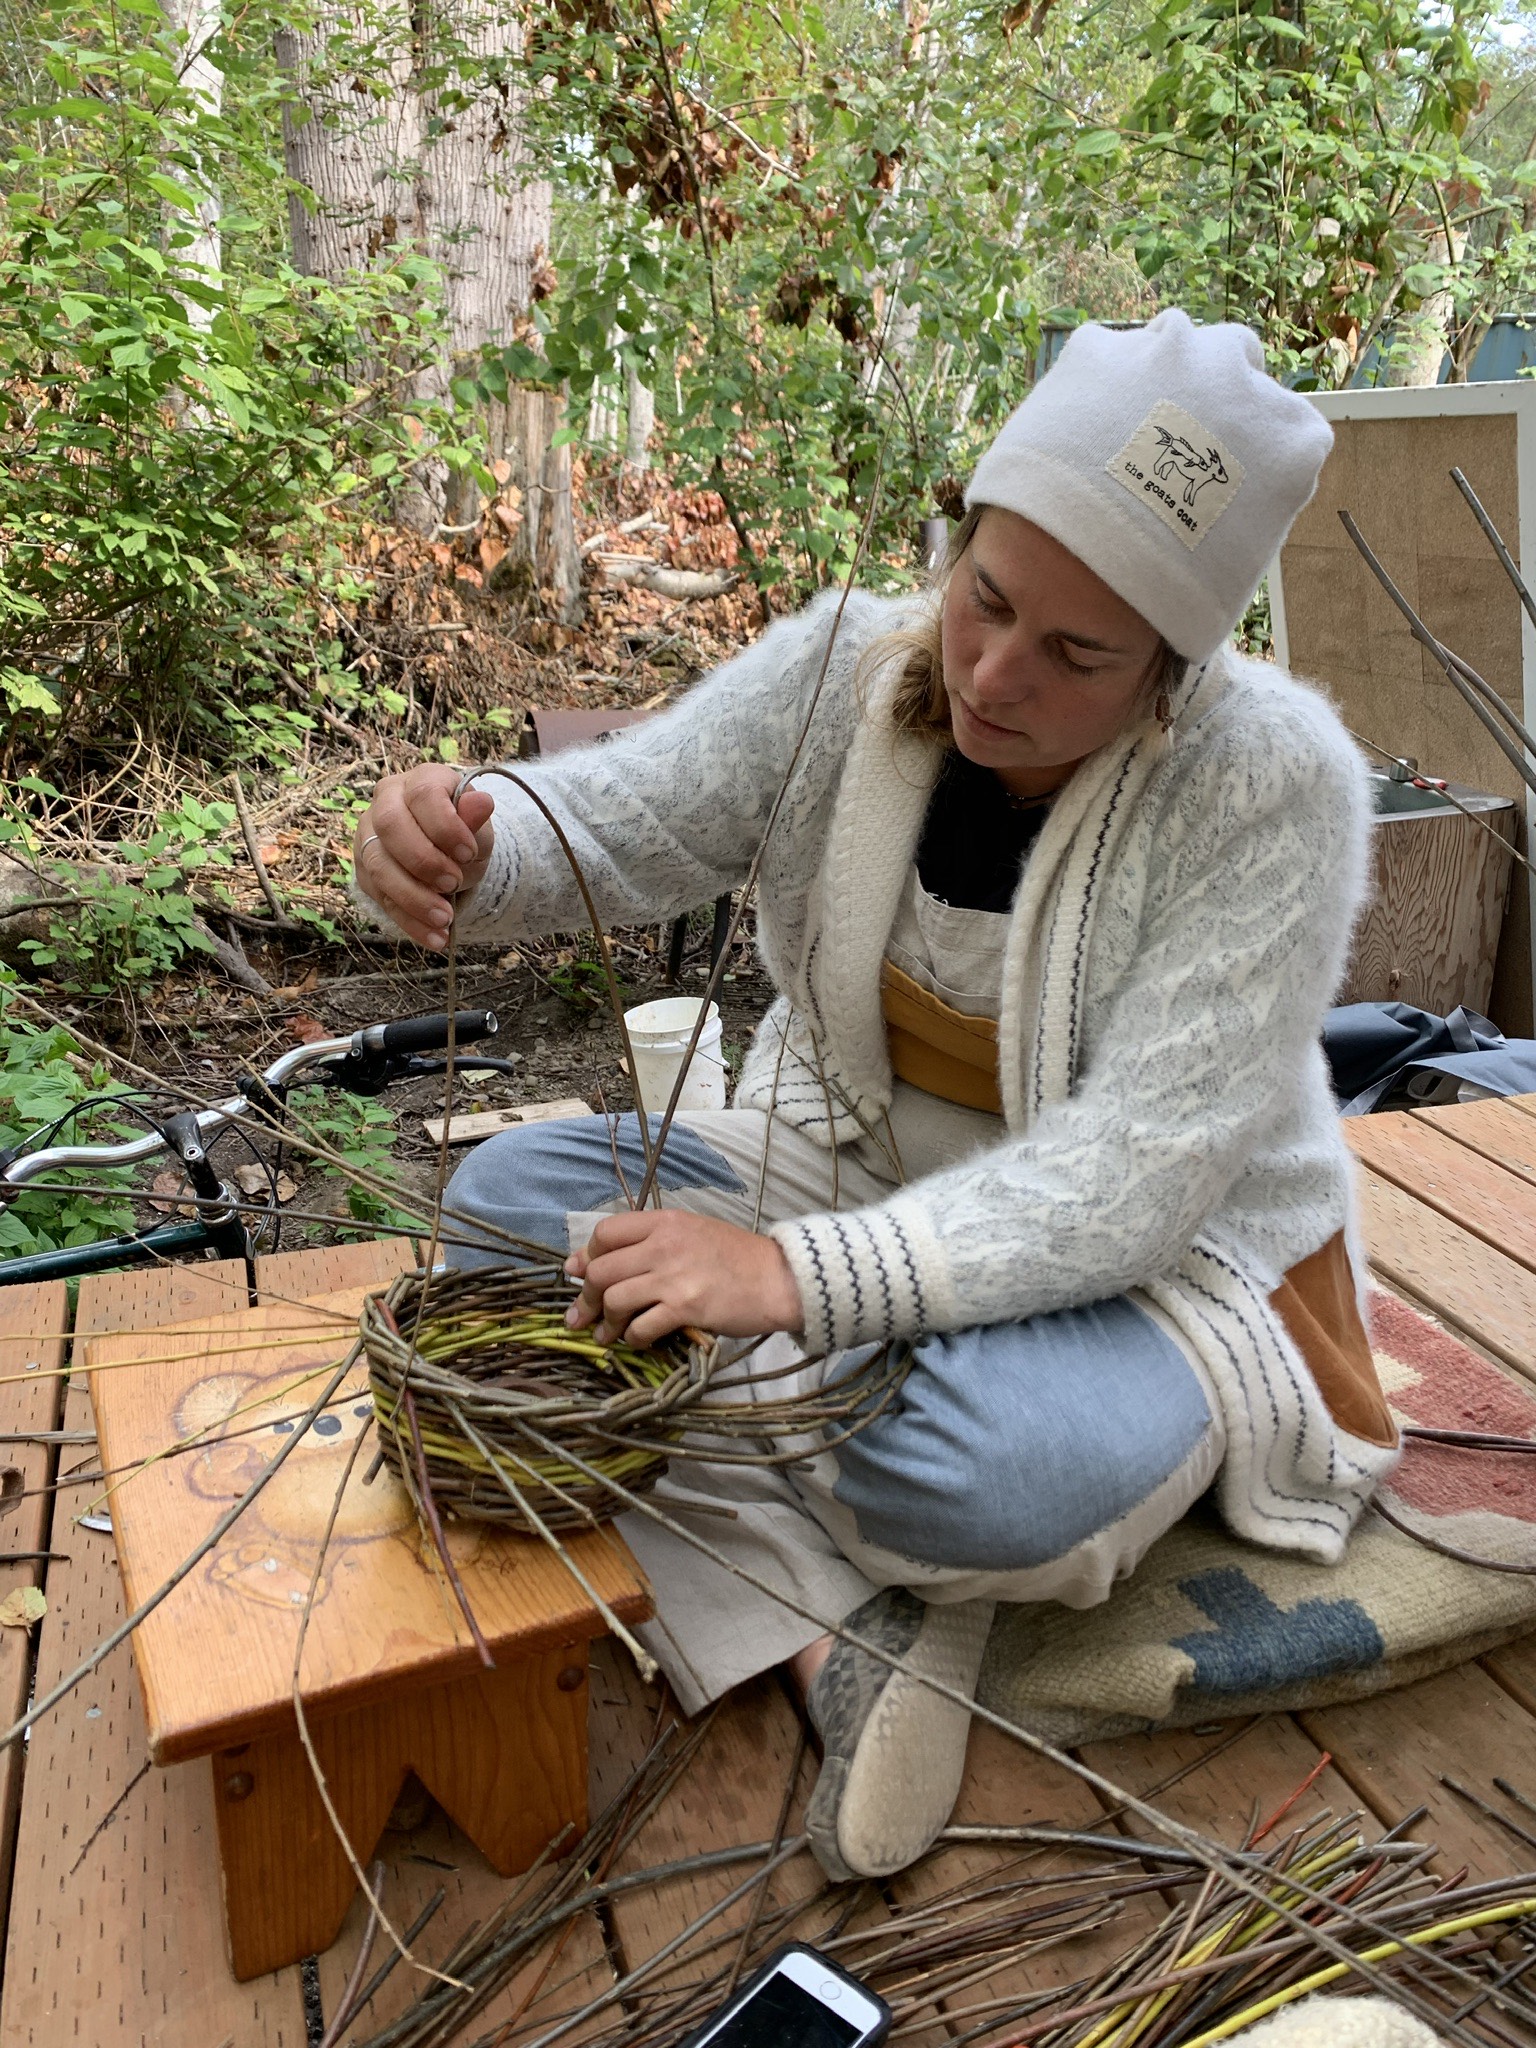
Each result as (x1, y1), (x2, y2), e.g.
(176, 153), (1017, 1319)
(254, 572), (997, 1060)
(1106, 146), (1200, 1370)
(965, 309), (1333, 664)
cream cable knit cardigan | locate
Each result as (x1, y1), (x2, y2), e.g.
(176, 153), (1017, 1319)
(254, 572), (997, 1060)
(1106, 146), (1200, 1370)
(451, 588), (1398, 1562)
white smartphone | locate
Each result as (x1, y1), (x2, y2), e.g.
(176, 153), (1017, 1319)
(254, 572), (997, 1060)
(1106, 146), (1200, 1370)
(685, 1942), (890, 2048)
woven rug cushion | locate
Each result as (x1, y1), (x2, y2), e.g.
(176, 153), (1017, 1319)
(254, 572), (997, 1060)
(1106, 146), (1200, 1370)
(979, 1293), (1536, 1745)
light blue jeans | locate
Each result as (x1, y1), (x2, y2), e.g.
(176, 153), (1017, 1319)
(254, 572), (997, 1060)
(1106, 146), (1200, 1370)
(444, 1111), (1223, 1711)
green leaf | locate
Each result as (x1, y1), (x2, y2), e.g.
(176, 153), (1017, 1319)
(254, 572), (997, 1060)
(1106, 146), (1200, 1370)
(144, 173), (205, 214)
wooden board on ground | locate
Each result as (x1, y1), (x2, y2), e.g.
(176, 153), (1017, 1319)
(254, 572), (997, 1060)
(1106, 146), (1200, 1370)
(425, 1100), (593, 1146)
(0, 1259), (309, 2048)
(85, 1287), (651, 1761)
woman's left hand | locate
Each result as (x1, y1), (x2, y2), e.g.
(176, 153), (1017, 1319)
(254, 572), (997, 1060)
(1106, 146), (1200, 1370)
(564, 1210), (803, 1346)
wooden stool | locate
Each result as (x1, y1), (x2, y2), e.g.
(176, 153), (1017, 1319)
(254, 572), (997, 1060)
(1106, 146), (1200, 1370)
(87, 1284), (652, 1981)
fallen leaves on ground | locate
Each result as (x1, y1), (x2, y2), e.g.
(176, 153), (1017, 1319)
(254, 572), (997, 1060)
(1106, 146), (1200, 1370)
(0, 1587), (46, 1629)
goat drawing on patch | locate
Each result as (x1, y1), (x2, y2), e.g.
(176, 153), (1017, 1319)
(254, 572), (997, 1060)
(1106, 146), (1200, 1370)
(1150, 427), (1229, 507)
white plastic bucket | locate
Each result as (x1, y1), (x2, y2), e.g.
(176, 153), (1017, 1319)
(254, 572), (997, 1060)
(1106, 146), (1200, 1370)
(623, 997), (726, 1116)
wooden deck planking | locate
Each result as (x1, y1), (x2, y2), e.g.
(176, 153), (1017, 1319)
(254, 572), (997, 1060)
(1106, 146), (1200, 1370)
(1483, 1630), (1536, 1723)
(1355, 1168), (1536, 1381)
(4, 1089), (1536, 2037)
(0, 1284), (67, 1948)
(0, 1259), (310, 2048)
(1334, 1098), (1536, 1885)
(1414, 1094), (1536, 1186)
(1346, 1110), (1536, 1275)
(1079, 1714), (1355, 1851)
(253, 1235), (410, 1303)
(1299, 1660), (1536, 1882)
(589, 1645), (835, 2007)
(883, 1720), (1171, 2044)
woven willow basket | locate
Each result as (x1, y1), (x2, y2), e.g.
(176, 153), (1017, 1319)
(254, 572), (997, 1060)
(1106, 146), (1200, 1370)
(361, 1264), (718, 1532)
(361, 1263), (910, 1535)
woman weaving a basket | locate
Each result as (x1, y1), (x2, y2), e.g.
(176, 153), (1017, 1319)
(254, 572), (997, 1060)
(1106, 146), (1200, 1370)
(355, 313), (1399, 1884)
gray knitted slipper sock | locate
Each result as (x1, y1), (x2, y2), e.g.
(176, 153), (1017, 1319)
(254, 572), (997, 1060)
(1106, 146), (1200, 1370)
(805, 1589), (995, 1882)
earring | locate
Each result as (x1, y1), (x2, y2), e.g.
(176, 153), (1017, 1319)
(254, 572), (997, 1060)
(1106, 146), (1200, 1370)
(1154, 688), (1174, 733)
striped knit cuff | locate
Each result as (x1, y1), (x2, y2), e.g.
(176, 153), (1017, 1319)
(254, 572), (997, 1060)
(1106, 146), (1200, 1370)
(770, 1197), (944, 1354)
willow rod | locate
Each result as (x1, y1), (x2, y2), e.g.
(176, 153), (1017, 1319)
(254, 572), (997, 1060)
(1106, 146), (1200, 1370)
(507, 1416), (1495, 2033)
(1340, 509), (1536, 800)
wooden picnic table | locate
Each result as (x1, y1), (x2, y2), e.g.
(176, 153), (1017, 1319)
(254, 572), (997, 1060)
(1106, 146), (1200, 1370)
(0, 1098), (1534, 2045)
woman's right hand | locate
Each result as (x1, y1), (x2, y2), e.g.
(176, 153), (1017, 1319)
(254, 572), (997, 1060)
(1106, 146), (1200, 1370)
(353, 764), (496, 951)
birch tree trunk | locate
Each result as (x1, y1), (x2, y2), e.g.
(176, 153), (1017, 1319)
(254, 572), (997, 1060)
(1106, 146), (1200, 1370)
(160, 0), (223, 329)
(1381, 226), (1464, 388)
(624, 362), (655, 471)
(275, 0), (578, 609)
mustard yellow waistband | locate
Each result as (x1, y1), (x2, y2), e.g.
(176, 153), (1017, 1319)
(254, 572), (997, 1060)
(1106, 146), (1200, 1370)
(880, 960), (1003, 1115)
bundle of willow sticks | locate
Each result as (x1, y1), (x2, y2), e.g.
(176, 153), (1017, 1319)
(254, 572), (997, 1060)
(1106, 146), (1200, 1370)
(361, 1264), (907, 1533)
(344, 1719), (1536, 2048)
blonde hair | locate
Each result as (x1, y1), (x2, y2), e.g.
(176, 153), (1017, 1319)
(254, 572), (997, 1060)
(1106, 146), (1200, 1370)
(867, 505), (1185, 744)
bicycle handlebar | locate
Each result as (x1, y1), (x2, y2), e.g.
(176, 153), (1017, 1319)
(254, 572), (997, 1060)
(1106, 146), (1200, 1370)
(359, 1010), (497, 1058)
(0, 1008), (502, 1193)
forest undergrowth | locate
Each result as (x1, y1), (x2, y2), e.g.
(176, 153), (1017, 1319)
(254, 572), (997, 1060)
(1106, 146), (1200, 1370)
(0, 461), (779, 1261)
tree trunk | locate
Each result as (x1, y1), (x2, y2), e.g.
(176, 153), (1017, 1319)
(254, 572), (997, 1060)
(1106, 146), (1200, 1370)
(1381, 226), (1464, 388)
(273, 5), (420, 281)
(159, 0), (223, 327)
(496, 386), (580, 620)
(414, 0), (577, 607)
(275, 0), (579, 603)
(624, 362), (655, 471)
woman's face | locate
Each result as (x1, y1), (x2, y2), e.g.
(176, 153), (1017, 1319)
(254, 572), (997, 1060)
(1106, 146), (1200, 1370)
(939, 508), (1165, 796)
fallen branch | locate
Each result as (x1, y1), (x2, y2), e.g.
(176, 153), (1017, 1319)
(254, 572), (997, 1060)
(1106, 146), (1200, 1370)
(592, 557), (739, 601)
(229, 774), (289, 925)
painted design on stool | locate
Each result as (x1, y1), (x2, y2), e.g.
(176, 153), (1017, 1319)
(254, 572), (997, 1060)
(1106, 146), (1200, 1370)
(172, 1357), (486, 1612)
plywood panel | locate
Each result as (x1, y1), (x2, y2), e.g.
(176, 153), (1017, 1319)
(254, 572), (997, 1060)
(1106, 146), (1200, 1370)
(1280, 410), (1532, 1030)
(0, 1261), (308, 2048)
(1341, 801), (1515, 1017)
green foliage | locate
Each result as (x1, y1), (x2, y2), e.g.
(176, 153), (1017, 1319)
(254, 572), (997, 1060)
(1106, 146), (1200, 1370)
(1025, 0), (1532, 386)
(12, 786), (240, 1007)
(286, 1085), (414, 1231)
(0, 974), (135, 1257)
(499, 0), (1044, 596)
(0, 0), (456, 748)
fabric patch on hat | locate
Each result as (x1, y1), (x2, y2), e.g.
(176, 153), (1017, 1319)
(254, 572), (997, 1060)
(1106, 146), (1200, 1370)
(1106, 400), (1244, 550)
